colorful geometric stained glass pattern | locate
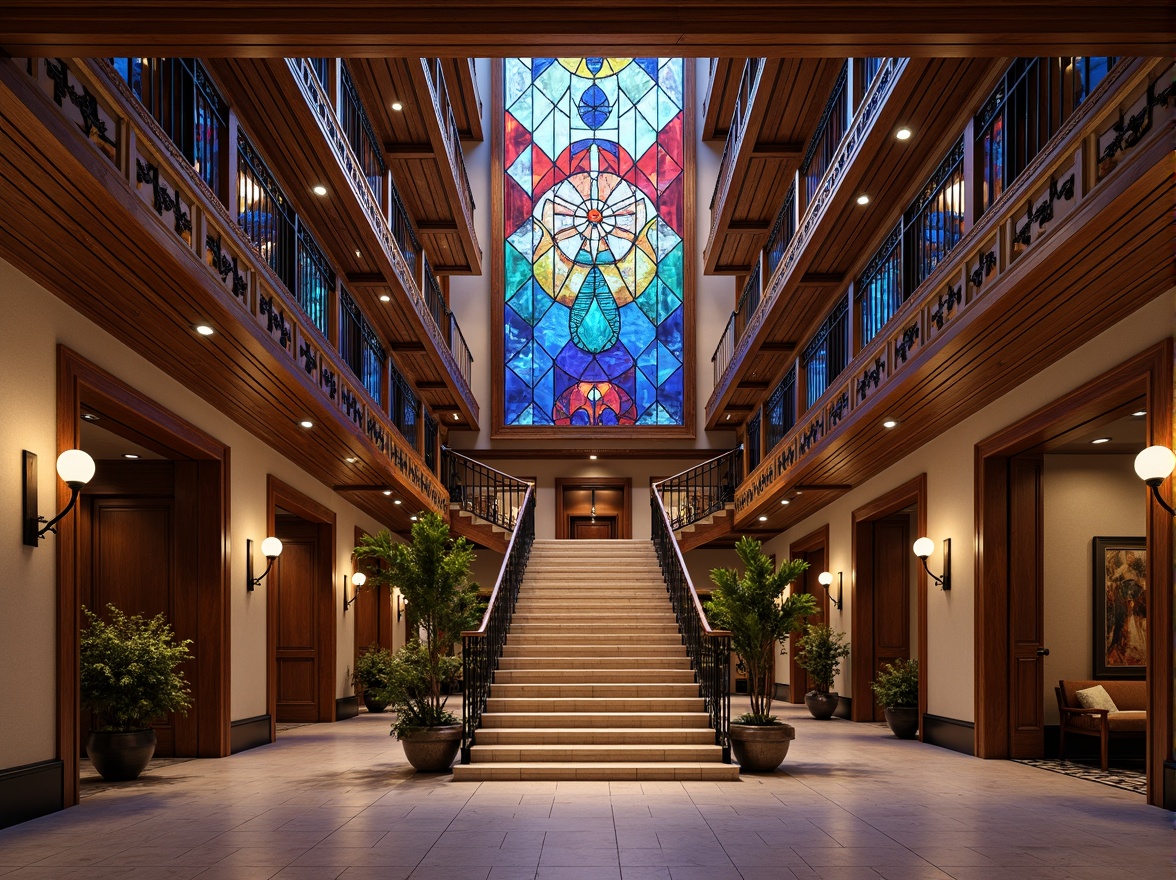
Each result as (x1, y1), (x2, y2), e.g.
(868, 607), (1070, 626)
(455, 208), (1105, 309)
(502, 57), (685, 427)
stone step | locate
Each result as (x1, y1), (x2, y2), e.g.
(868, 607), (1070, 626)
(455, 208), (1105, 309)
(497, 655), (692, 670)
(489, 682), (701, 699)
(473, 727), (716, 745)
(479, 711), (713, 729)
(452, 762), (741, 781)
(510, 612), (675, 622)
(504, 635), (685, 647)
(501, 644), (687, 657)
(468, 743), (724, 763)
(484, 696), (706, 713)
(509, 623), (681, 634)
(493, 669), (697, 684)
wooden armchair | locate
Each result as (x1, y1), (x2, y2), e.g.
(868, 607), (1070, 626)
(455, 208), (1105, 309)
(1055, 679), (1147, 771)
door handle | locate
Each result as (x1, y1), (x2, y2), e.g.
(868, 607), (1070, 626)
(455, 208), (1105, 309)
(1036, 648), (1050, 656)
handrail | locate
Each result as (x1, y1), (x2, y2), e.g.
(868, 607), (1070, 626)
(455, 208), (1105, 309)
(442, 447), (532, 532)
(460, 484), (535, 762)
(652, 446), (743, 532)
(650, 487), (731, 762)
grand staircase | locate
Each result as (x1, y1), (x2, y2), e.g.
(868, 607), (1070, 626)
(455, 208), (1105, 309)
(452, 539), (739, 781)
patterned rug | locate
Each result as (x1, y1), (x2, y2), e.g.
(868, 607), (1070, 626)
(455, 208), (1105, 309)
(1012, 758), (1146, 795)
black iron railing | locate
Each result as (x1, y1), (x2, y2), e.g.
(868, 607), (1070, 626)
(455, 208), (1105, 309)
(764, 366), (796, 453)
(746, 409), (762, 471)
(801, 62), (849, 204)
(709, 57), (764, 210)
(449, 315), (473, 388)
(340, 62), (387, 205)
(657, 447), (743, 532)
(426, 58), (476, 214)
(903, 138), (965, 294)
(711, 261), (762, 389)
(388, 180), (420, 275)
(296, 224), (333, 336)
(461, 483), (535, 762)
(421, 255), (448, 332)
(237, 129), (297, 292)
(339, 287), (386, 404)
(764, 182), (796, 280)
(443, 447), (532, 532)
(802, 297), (850, 408)
(857, 223), (903, 346)
(423, 410), (438, 474)
(650, 487), (731, 763)
(390, 360), (420, 448)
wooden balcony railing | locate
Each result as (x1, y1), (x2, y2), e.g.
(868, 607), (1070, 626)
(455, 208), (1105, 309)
(424, 58), (477, 233)
(709, 57), (765, 212)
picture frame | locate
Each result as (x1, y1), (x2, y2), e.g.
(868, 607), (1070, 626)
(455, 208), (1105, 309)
(1092, 536), (1146, 680)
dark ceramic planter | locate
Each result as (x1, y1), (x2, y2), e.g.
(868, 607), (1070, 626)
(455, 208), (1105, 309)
(729, 721), (795, 772)
(399, 723), (462, 772)
(86, 729), (156, 781)
(362, 691), (390, 713)
(804, 691), (840, 720)
(884, 706), (919, 739)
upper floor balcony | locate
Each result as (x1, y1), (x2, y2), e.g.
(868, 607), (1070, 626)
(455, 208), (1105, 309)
(704, 56), (848, 276)
(203, 56), (479, 428)
(347, 56), (482, 275)
(0, 54), (457, 530)
(719, 55), (1173, 528)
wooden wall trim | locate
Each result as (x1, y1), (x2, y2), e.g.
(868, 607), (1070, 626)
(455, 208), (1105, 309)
(56, 346), (232, 808)
(265, 475), (339, 734)
(849, 474), (927, 734)
(973, 339), (1172, 807)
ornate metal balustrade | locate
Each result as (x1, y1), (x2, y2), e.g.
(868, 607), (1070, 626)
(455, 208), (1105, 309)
(461, 484), (535, 763)
(442, 447), (532, 533)
(656, 447), (742, 532)
(650, 487), (731, 763)
(424, 57), (477, 231)
(709, 57), (764, 211)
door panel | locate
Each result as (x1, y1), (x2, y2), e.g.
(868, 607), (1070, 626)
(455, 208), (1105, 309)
(275, 522), (320, 723)
(572, 517), (616, 539)
(871, 516), (910, 720)
(1008, 455), (1045, 757)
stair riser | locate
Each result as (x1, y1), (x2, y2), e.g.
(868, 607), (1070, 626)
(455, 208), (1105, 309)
(500, 648), (687, 659)
(480, 712), (713, 729)
(493, 670), (697, 684)
(490, 684), (701, 698)
(452, 764), (741, 782)
(469, 746), (723, 763)
(485, 698), (706, 713)
(497, 657), (692, 669)
(474, 729), (716, 745)
(510, 625), (681, 634)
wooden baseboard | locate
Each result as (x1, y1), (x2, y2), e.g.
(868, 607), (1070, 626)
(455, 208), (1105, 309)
(230, 715), (272, 754)
(923, 714), (975, 755)
(0, 760), (63, 829)
(835, 695), (852, 719)
(336, 696), (360, 720)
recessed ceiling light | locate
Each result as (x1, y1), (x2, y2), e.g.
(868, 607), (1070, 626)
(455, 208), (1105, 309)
(410, 514), (418, 521)
(194, 323), (215, 336)
(780, 499), (790, 505)
(795, 490), (803, 496)
(451, 413), (460, 421)
(391, 101), (403, 112)
(393, 499), (402, 505)
(589, 454), (598, 460)
(383, 489), (393, 496)
(312, 184), (328, 196)
(883, 419), (898, 429)
(122, 453), (140, 460)
(895, 127), (913, 141)
(758, 515), (768, 522)
(725, 414), (731, 421)
(379, 294), (391, 302)
(81, 413), (100, 422)
(1091, 437), (1112, 445)
(344, 456), (358, 463)
(299, 419), (314, 429)
(1132, 410), (1147, 417)
(856, 194), (870, 206)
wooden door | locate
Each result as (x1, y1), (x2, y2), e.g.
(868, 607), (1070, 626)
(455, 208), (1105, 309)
(1008, 455), (1046, 757)
(871, 515), (910, 720)
(572, 517), (616, 539)
(83, 492), (179, 756)
(788, 547), (826, 702)
(274, 518), (321, 723)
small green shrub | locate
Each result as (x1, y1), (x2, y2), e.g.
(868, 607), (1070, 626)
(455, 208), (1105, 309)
(380, 640), (463, 740)
(871, 657), (919, 708)
(80, 605), (192, 732)
(352, 644), (396, 694)
(794, 623), (851, 694)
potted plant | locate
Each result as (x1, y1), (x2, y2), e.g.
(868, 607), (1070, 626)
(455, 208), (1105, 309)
(79, 604), (192, 781)
(871, 657), (919, 739)
(706, 535), (819, 772)
(353, 512), (482, 772)
(794, 623), (851, 719)
(353, 644), (396, 713)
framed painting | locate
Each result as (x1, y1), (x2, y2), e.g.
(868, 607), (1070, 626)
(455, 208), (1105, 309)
(1092, 536), (1146, 679)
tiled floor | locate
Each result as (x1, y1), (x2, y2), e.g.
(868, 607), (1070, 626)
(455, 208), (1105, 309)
(1, 701), (1171, 879)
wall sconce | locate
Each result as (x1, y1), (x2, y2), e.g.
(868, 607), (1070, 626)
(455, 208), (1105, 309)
(23, 449), (96, 546)
(396, 592), (407, 622)
(913, 536), (951, 590)
(817, 571), (843, 611)
(1134, 445), (1175, 516)
(247, 537), (283, 591)
(342, 571), (366, 612)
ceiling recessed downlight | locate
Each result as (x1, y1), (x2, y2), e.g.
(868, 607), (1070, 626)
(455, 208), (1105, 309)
(344, 456), (358, 463)
(781, 499), (790, 505)
(895, 127), (913, 141)
(299, 419), (314, 429)
(883, 419), (898, 429)
(758, 515), (768, 522)
(393, 499), (402, 505)
(1132, 410), (1147, 417)
(589, 454), (598, 460)
(194, 323), (215, 336)
(391, 101), (403, 111)
(379, 294), (391, 302)
(856, 194), (870, 206)
(312, 184), (328, 197)
(1091, 437), (1112, 445)
(383, 489), (393, 496)
(122, 453), (140, 460)
(451, 413), (460, 421)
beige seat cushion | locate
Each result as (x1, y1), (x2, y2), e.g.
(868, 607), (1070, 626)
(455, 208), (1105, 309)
(1075, 685), (1118, 713)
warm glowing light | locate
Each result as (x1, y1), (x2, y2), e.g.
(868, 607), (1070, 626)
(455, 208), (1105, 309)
(895, 127), (913, 141)
(352, 572), (367, 587)
(194, 324), (215, 336)
(1135, 445), (1176, 482)
(299, 420), (314, 429)
(856, 194), (870, 206)
(312, 184), (328, 196)
(1091, 437), (1111, 445)
(391, 101), (403, 111)
(883, 419), (898, 429)
(758, 515), (768, 522)
(260, 536), (283, 559)
(56, 449), (96, 486)
(913, 537), (935, 559)
(818, 571), (833, 586)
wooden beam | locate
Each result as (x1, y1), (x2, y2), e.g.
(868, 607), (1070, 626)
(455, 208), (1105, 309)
(800, 272), (845, 285)
(752, 141), (804, 158)
(727, 220), (772, 232)
(345, 273), (385, 287)
(415, 220), (459, 232)
(760, 342), (796, 353)
(384, 142), (436, 159)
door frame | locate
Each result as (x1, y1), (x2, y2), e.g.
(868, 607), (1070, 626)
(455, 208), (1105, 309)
(850, 474), (928, 732)
(788, 525), (830, 702)
(56, 346), (231, 806)
(266, 475), (337, 737)
(554, 476), (632, 539)
(974, 341), (1172, 807)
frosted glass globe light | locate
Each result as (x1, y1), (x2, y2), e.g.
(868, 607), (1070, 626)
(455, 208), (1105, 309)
(912, 537), (935, 559)
(352, 572), (367, 587)
(260, 536), (283, 559)
(818, 571), (833, 586)
(56, 449), (95, 486)
(1134, 445), (1176, 484)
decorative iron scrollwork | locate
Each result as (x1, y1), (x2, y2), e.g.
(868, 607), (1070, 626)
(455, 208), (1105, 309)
(135, 159), (191, 239)
(342, 387), (362, 424)
(969, 251), (997, 289)
(1014, 174), (1075, 247)
(932, 283), (964, 330)
(206, 233), (247, 299)
(259, 295), (291, 349)
(321, 368), (337, 400)
(857, 357), (886, 400)
(366, 416), (387, 453)
(44, 58), (116, 152)
(799, 419), (823, 455)
(828, 391), (849, 427)
(1098, 76), (1175, 171)
(299, 343), (318, 375)
(895, 322), (920, 363)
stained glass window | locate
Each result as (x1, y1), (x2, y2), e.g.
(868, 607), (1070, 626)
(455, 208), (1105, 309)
(501, 58), (686, 427)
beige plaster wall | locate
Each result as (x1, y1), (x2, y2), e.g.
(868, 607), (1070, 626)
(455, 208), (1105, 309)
(763, 291), (1173, 722)
(0, 256), (386, 770)
(1041, 453), (1144, 725)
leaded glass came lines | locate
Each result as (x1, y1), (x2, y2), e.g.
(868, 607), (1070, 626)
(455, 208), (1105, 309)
(502, 57), (686, 427)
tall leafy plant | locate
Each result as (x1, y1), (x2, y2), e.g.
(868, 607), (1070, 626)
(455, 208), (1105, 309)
(353, 512), (482, 732)
(706, 536), (818, 724)
(794, 623), (851, 694)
